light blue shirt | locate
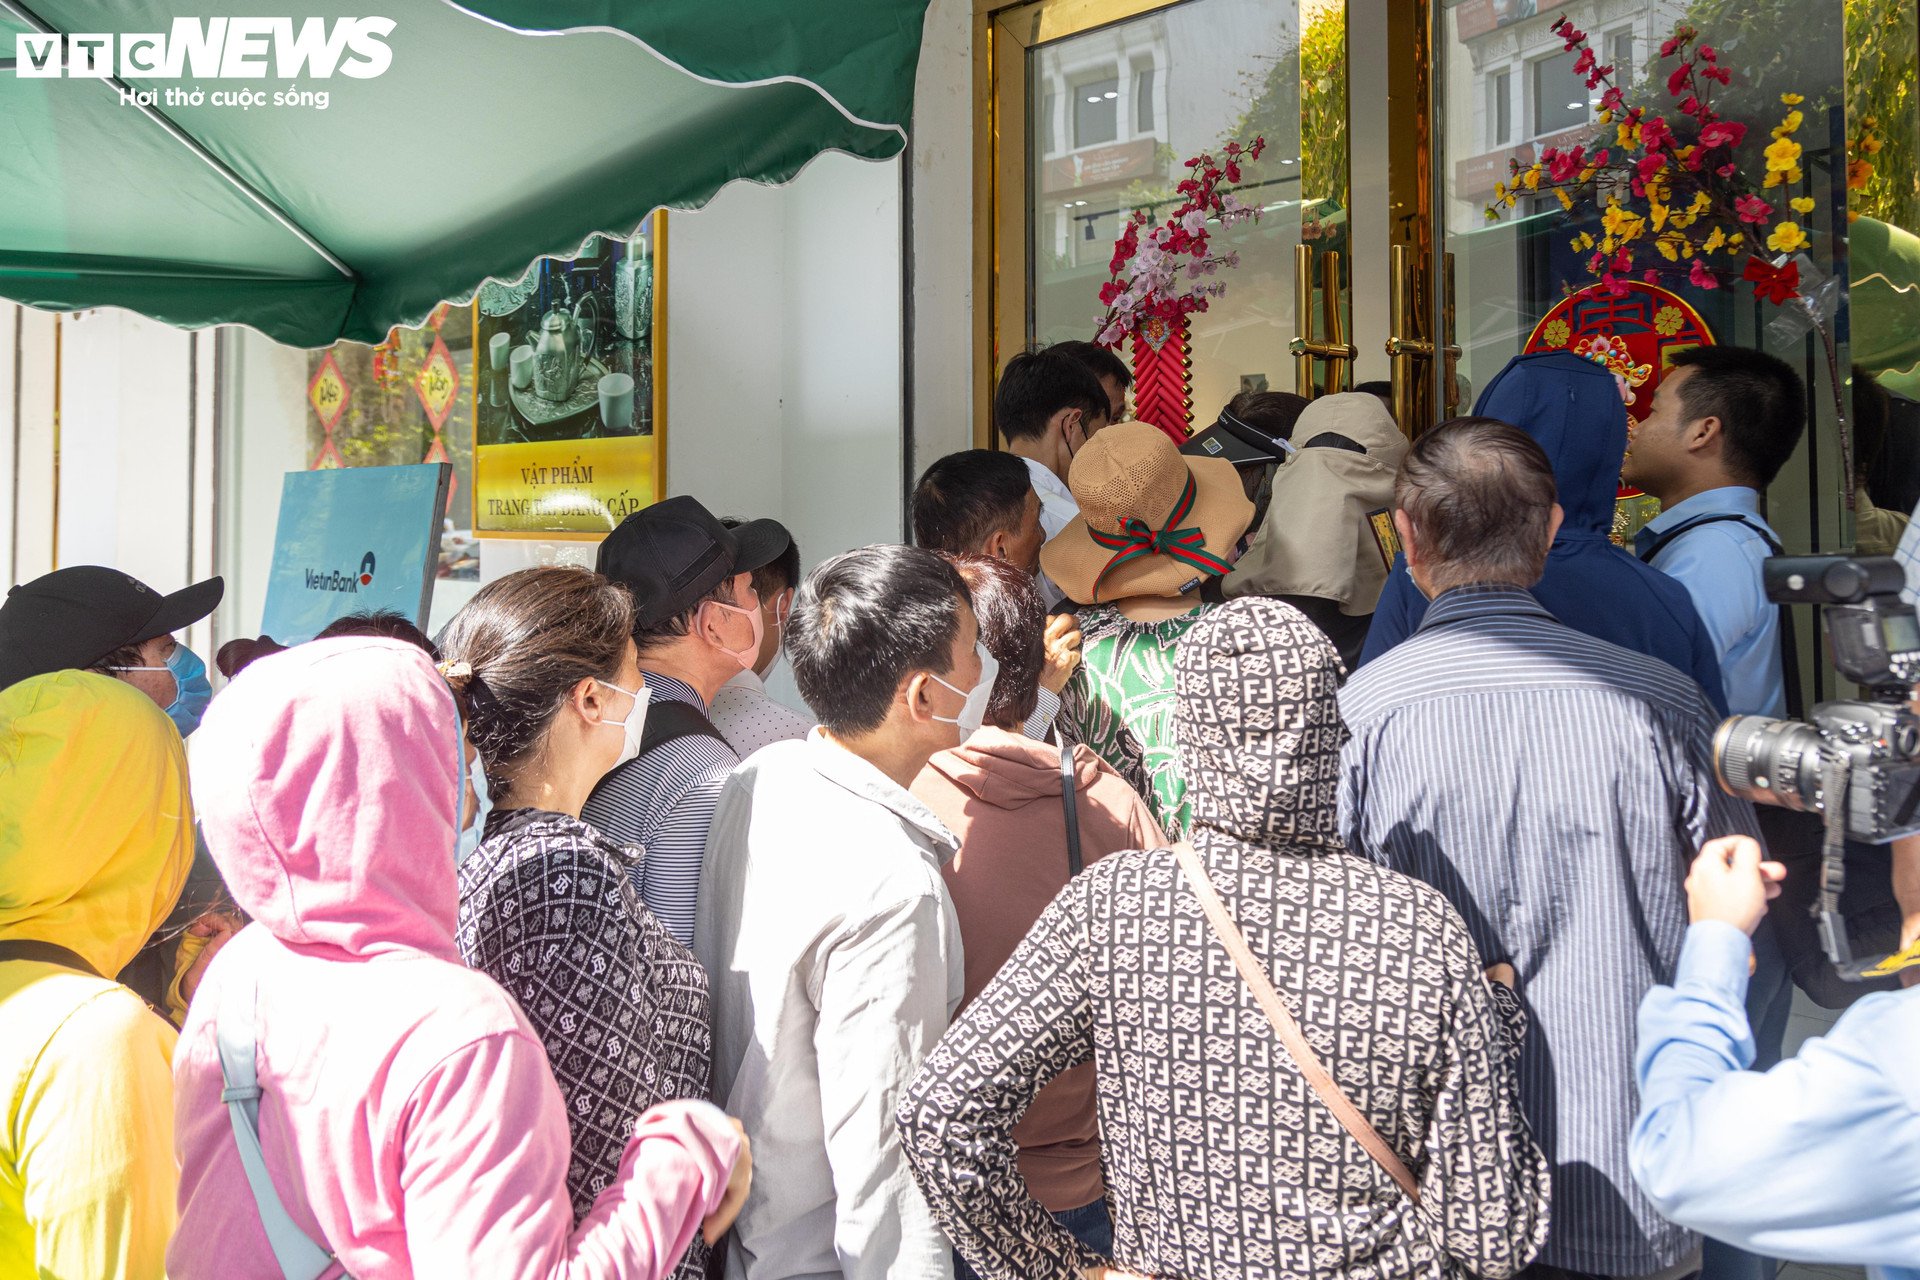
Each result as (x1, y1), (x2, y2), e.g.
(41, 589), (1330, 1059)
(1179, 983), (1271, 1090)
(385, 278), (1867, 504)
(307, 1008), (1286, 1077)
(1636, 487), (1785, 717)
(1632, 921), (1920, 1280)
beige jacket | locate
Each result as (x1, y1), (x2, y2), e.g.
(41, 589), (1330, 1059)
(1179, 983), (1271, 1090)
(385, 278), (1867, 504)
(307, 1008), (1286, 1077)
(1224, 392), (1408, 615)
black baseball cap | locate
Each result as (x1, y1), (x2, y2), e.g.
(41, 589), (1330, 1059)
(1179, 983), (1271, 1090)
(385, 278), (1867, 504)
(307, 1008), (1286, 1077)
(1181, 409), (1295, 469)
(597, 496), (791, 630)
(0, 566), (224, 690)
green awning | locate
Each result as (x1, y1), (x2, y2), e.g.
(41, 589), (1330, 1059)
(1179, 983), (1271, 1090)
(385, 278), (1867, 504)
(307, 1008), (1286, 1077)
(0, 0), (927, 346)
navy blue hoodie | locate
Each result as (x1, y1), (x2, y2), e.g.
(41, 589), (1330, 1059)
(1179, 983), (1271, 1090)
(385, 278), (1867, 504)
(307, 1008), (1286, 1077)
(1357, 351), (1728, 715)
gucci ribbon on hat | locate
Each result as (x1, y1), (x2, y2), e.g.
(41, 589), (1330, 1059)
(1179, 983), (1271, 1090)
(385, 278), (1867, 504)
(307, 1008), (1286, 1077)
(1089, 472), (1235, 599)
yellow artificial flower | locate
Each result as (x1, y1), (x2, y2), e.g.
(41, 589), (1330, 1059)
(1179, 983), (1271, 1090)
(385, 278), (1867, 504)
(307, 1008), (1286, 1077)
(1768, 221), (1810, 253)
(1655, 236), (1680, 261)
(1689, 191), (1712, 215)
(1495, 180), (1507, 200)
(1523, 165), (1543, 191)
(1650, 200), (1671, 231)
(1730, 231), (1746, 247)
(1790, 196), (1816, 214)
(1703, 227), (1727, 254)
(1557, 188), (1574, 210)
(1618, 122), (1640, 149)
(1602, 202), (1643, 240)
(1772, 109), (1804, 137)
(1781, 92), (1804, 105)
(1579, 165), (1598, 183)
(1599, 109), (1615, 125)
(1765, 136), (1803, 170)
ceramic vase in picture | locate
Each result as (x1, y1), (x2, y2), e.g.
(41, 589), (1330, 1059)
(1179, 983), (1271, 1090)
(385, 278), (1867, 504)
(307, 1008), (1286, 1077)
(599, 372), (635, 431)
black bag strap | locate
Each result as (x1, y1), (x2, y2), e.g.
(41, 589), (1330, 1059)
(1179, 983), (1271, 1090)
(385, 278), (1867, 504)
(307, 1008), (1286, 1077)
(0, 939), (102, 977)
(1639, 512), (1804, 719)
(1060, 740), (1083, 877)
(639, 698), (730, 756)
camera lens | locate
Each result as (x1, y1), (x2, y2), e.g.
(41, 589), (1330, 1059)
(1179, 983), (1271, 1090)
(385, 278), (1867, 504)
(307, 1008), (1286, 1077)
(1713, 715), (1825, 811)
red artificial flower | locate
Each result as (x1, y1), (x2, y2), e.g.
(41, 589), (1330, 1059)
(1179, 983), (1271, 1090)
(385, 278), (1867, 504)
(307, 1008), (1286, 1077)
(1689, 258), (1720, 290)
(1678, 95), (1700, 118)
(1589, 251), (1608, 274)
(1697, 44), (1717, 60)
(1613, 248), (1634, 272)
(1601, 273), (1630, 298)
(1249, 137), (1267, 159)
(1602, 87), (1627, 113)
(1743, 255), (1801, 304)
(1225, 141), (1242, 157)
(1644, 268), (1662, 283)
(1735, 194), (1773, 223)
(1099, 281), (1124, 305)
(1660, 34), (1683, 57)
(1636, 153), (1669, 184)
(1575, 47), (1596, 76)
(1718, 163), (1739, 178)
(1698, 120), (1746, 150)
(1184, 157), (1201, 168)
(1667, 63), (1692, 96)
(1640, 116), (1673, 150)
(1547, 145), (1587, 183)
(1702, 65), (1731, 85)
(1225, 163), (1242, 183)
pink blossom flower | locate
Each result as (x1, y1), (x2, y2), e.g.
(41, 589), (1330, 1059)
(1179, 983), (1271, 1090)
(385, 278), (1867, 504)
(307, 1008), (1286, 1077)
(1698, 121), (1746, 150)
(1690, 258), (1720, 289)
(1735, 194), (1773, 223)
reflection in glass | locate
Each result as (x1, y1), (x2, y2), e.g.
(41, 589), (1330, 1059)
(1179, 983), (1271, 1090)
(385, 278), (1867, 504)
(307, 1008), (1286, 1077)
(1028, 0), (1348, 420)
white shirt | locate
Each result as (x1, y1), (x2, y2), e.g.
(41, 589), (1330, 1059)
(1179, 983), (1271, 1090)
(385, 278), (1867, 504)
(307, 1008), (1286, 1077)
(697, 731), (963, 1280)
(1022, 456), (1077, 608)
(710, 668), (813, 760)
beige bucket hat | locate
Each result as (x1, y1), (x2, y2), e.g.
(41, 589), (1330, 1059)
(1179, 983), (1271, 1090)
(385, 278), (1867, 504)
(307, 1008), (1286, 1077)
(1040, 421), (1255, 605)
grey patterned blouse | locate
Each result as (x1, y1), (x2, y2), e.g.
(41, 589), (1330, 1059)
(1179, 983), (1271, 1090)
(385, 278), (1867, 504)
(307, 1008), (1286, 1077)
(897, 599), (1552, 1280)
(457, 808), (714, 1278)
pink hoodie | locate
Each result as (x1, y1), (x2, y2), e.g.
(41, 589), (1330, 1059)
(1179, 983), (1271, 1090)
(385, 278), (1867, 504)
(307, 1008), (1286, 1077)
(171, 638), (740, 1280)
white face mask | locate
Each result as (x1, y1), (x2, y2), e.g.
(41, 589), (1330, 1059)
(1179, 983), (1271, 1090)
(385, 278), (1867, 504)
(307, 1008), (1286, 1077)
(930, 643), (1000, 744)
(599, 679), (649, 767)
(456, 753), (492, 866)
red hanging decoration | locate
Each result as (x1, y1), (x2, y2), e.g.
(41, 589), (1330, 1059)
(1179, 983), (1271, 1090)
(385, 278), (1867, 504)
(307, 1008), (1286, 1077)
(1130, 315), (1192, 445)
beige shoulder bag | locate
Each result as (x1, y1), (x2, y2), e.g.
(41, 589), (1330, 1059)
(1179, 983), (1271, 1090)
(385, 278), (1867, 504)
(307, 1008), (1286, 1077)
(1172, 841), (1422, 1203)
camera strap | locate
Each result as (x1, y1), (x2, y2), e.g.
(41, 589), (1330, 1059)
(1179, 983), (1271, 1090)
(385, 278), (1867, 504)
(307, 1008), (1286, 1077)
(1638, 513), (1803, 719)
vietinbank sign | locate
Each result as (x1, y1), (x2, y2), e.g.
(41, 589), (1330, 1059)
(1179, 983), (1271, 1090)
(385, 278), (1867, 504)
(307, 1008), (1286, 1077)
(13, 18), (393, 109)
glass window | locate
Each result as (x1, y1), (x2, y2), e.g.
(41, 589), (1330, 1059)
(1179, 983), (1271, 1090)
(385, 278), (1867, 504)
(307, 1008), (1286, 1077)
(1029, 0), (1318, 418)
(1134, 66), (1156, 135)
(1073, 75), (1120, 148)
(1488, 66), (1512, 146)
(1531, 50), (1588, 137)
(1609, 29), (1635, 84)
(1041, 91), (1060, 156)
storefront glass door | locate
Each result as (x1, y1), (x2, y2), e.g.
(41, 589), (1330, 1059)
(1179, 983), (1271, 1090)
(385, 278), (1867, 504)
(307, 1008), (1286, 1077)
(982, 0), (1352, 441)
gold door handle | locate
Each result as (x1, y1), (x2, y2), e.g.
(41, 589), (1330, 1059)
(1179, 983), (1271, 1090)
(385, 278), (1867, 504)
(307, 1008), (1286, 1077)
(1441, 251), (1462, 419)
(1386, 244), (1428, 434)
(1292, 244), (1356, 398)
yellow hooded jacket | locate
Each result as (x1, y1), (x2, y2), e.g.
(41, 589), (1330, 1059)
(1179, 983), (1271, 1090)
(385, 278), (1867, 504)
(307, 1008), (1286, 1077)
(0, 671), (193, 1280)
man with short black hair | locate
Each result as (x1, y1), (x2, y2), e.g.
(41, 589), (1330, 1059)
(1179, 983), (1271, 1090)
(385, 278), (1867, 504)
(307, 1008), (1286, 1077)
(994, 349), (1111, 548)
(1048, 339), (1132, 425)
(911, 450), (1045, 574)
(698, 544), (979, 1280)
(1625, 345), (1807, 720)
(710, 516), (813, 759)
(582, 495), (792, 945)
(1340, 417), (1756, 1280)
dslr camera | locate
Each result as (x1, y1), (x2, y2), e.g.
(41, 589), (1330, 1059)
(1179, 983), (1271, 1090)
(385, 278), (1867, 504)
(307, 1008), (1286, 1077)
(1712, 556), (1920, 978)
(1714, 555), (1920, 843)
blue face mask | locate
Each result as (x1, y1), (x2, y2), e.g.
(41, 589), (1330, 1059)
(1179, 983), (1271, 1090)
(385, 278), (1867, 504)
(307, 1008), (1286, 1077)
(456, 753), (493, 866)
(114, 643), (213, 737)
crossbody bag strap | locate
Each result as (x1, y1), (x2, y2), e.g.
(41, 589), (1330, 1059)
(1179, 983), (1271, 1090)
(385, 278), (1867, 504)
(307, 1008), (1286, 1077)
(216, 976), (340, 1280)
(0, 939), (102, 976)
(1060, 741), (1084, 877)
(1640, 513), (1804, 718)
(1171, 841), (1422, 1203)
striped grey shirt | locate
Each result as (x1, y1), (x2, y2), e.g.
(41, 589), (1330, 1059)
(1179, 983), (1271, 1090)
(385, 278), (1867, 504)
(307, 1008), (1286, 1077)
(1337, 585), (1756, 1278)
(581, 673), (739, 947)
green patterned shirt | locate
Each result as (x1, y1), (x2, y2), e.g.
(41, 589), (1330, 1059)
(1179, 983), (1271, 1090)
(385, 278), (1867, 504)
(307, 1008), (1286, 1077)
(1059, 602), (1215, 839)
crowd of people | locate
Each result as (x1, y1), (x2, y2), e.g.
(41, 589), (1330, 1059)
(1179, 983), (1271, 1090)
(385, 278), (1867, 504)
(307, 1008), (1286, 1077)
(0, 335), (1916, 1280)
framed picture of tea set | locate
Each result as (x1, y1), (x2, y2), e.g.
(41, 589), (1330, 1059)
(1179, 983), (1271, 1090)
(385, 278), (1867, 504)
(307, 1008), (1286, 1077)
(469, 213), (667, 537)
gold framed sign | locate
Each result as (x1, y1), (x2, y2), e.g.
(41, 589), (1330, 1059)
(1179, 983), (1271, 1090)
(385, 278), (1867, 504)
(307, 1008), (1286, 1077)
(472, 213), (667, 538)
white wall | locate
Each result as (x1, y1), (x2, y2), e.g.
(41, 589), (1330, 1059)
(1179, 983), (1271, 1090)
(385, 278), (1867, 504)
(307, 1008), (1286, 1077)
(907, 0), (979, 466)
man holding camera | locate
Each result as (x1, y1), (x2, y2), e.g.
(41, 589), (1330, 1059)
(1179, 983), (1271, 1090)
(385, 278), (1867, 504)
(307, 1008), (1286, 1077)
(1631, 835), (1920, 1280)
